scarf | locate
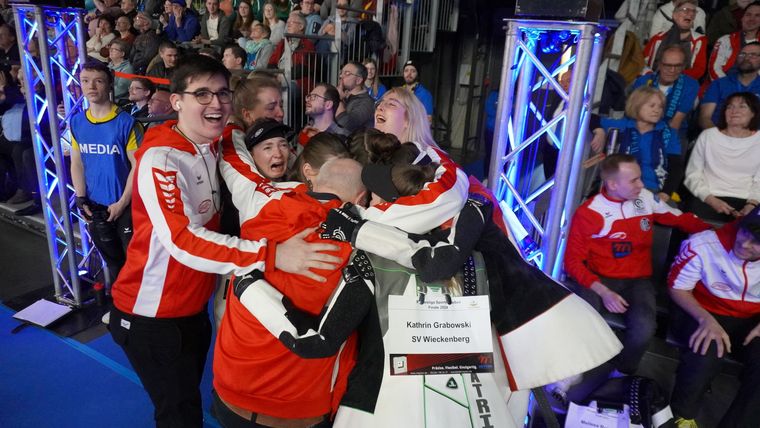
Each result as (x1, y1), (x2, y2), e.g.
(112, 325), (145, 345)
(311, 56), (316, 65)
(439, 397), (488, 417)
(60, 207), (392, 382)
(643, 73), (685, 120)
(620, 122), (672, 189)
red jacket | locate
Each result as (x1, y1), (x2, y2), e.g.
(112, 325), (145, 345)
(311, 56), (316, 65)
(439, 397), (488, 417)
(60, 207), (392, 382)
(565, 189), (710, 287)
(268, 37), (317, 92)
(112, 122), (270, 318)
(644, 30), (708, 81)
(708, 31), (760, 80)
(213, 185), (356, 418)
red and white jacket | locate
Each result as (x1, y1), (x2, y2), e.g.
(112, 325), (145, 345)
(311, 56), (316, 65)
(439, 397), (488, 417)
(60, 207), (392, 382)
(708, 31), (760, 80)
(669, 222), (760, 318)
(218, 125), (470, 236)
(112, 121), (270, 318)
(643, 30), (708, 81)
(565, 189), (710, 288)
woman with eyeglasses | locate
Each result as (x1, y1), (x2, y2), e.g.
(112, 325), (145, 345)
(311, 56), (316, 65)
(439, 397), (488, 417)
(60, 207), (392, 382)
(109, 54), (339, 428)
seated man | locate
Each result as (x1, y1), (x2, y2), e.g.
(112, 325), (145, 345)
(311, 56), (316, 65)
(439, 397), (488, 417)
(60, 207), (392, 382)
(564, 154), (711, 376)
(146, 41), (179, 81)
(668, 207), (760, 427)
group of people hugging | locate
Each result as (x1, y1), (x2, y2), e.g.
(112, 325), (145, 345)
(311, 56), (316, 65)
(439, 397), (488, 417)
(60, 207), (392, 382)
(97, 53), (625, 428)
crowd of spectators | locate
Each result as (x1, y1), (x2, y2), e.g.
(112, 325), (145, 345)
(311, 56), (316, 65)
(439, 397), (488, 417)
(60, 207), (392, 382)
(559, 1), (760, 426)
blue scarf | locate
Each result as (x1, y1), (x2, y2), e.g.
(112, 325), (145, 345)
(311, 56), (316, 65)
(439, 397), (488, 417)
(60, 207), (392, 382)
(643, 73), (684, 121)
(620, 121), (672, 189)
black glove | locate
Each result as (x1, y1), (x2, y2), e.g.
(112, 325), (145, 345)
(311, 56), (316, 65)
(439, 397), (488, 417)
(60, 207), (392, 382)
(76, 196), (93, 221)
(233, 269), (264, 299)
(319, 203), (365, 243)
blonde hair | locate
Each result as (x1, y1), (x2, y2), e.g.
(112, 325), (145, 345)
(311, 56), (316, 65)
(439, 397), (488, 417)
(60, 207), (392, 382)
(381, 87), (439, 149)
(232, 75), (281, 126)
(625, 86), (665, 121)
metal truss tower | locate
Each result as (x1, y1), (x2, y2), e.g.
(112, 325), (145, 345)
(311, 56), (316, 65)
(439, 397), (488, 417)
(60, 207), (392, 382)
(488, 20), (605, 279)
(13, 4), (94, 307)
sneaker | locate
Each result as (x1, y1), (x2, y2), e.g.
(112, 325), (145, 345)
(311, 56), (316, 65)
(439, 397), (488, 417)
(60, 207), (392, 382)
(101, 311), (110, 325)
(674, 417), (698, 428)
(7, 189), (32, 204)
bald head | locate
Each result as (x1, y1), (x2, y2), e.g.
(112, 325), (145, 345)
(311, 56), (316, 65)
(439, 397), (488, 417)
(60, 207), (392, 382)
(314, 158), (366, 204)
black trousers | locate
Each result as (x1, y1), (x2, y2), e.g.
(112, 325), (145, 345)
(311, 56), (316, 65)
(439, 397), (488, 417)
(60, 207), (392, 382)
(110, 306), (212, 428)
(683, 195), (746, 225)
(87, 205), (133, 285)
(670, 307), (760, 427)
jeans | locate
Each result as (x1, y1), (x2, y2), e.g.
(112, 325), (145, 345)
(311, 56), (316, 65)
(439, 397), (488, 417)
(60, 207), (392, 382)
(670, 307), (760, 427)
(568, 277), (657, 374)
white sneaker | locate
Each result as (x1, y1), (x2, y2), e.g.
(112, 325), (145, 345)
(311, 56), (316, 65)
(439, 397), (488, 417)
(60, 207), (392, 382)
(101, 311), (110, 325)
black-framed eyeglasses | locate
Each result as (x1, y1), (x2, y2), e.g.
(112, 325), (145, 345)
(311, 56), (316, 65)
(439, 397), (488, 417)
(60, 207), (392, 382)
(180, 89), (233, 105)
(306, 93), (327, 101)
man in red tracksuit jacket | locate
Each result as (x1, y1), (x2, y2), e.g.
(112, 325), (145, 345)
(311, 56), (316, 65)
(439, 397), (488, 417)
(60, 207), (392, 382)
(564, 154), (710, 375)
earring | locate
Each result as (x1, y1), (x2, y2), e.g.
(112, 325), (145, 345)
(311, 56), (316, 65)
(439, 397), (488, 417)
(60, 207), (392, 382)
(175, 103), (180, 110)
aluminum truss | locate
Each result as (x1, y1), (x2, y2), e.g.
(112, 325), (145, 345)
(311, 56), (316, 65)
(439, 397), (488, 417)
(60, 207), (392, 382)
(488, 20), (605, 279)
(13, 4), (93, 307)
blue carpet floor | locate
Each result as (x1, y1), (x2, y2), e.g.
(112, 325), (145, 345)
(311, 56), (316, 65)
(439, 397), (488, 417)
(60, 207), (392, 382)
(0, 304), (221, 428)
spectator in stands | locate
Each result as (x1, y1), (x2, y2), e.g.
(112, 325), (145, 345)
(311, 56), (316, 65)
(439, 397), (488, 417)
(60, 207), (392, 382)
(706, 0), (753, 45)
(231, 0), (255, 39)
(237, 23), (274, 70)
(87, 15), (117, 63)
(298, 0), (322, 35)
(120, 0), (138, 20)
(363, 57), (386, 101)
(232, 75), (284, 128)
(263, 1), (286, 45)
(565, 154), (710, 377)
(319, 0), (362, 20)
(0, 70), (31, 204)
(93, 0), (123, 18)
(335, 61), (374, 133)
(196, 0), (233, 46)
(130, 12), (162, 75)
(316, 0), (356, 53)
(108, 39), (134, 101)
(631, 44), (698, 152)
(165, 0), (200, 42)
(124, 78), (155, 118)
(594, 87), (683, 200)
(114, 15), (137, 46)
(668, 207), (760, 428)
(270, 0), (290, 20)
(0, 0), (12, 26)
(0, 24), (18, 80)
(298, 82), (348, 146)
(222, 44), (246, 72)
(268, 12), (315, 96)
(685, 92), (760, 224)
(147, 41), (179, 80)
(708, 1), (760, 81)
(650, 0), (706, 38)
(69, 61), (143, 285)
(644, 0), (708, 81)
(699, 42), (760, 129)
(144, 87), (173, 129)
(402, 59), (434, 122)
